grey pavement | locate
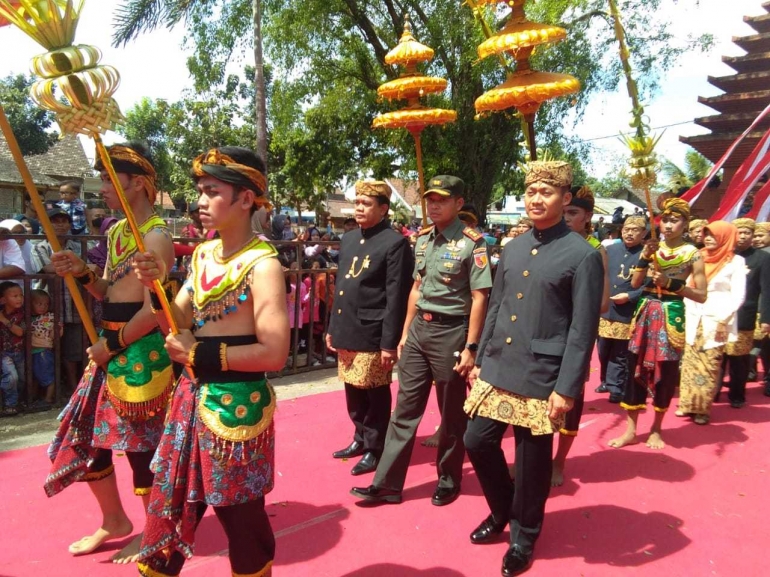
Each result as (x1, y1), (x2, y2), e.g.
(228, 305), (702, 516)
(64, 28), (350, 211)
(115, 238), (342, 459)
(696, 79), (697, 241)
(0, 367), (345, 453)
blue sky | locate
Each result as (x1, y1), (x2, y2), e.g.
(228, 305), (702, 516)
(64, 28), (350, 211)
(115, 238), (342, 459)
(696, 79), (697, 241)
(0, 0), (763, 178)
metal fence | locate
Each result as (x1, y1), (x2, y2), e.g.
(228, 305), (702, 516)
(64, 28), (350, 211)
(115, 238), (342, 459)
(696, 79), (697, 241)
(1, 233), (339, 408)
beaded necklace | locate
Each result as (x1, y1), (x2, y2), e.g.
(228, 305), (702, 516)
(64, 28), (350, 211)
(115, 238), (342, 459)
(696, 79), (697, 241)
(188, 236), (277, 330)
(107, 215), (169, 285)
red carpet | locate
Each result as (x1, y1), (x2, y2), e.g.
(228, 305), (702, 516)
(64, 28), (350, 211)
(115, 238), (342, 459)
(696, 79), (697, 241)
(1, 365), (768, 576)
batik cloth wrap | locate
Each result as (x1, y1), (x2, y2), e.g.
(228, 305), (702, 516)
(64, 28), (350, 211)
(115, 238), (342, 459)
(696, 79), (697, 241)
(628, 294), (684, 392)
(679, 325), (724, 416)
(107, 214), (169, 284)
(725, 330), (754, 356)
(138, 340), (275, 565)
(627, 241), (698, 389)
(598, 318), (633, 340)
(337, 349), (392, 389)
(187, 237), (277, 330)
(464, 378), (564, 435)
(45, 303), (171, 496)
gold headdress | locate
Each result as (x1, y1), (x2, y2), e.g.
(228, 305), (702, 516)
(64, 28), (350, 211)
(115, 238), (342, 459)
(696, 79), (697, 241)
(688, 218), (708, 232)
(755, 222), (770, 234)
(732, 217), (756, 231)
(355, 180), (391, 200)
(524, 161), (573, 188)
(192, 148), (271, 210)
(94, 145), (157, 205)
(660, 198), (690, 221)
(623, 216), (647, 229)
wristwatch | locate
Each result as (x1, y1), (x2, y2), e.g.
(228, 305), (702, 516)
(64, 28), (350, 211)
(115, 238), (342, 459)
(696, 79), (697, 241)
(465, 342), (479, 352)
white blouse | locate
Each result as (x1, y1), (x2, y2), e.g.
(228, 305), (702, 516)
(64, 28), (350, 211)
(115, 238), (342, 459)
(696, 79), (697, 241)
(685, 255), (747, 350)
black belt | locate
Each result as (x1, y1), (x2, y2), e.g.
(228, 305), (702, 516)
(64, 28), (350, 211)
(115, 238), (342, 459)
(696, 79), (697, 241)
(417, 310), (465, 324)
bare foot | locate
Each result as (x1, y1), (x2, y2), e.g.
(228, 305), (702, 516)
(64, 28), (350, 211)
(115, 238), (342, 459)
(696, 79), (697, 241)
(111, 533), (143, 564)
(551, 463), (564, 487)
(421, 426), (441, 448)
(646, 432), (665, 450)
(69, 520), (133, 556)
(608, 431), (639, 448)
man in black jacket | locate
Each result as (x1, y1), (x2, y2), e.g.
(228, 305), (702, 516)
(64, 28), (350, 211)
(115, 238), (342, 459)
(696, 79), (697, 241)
(596, 216), (647, 403)
(327, 180), (414, 475)
(722, 218), (770, 407)
(463, 161), (603, 576)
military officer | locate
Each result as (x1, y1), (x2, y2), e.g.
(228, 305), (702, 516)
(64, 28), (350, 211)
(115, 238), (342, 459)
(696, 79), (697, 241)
(351, 175), (492, 506)
(463, 161), (603, 576)
(596, 215), (647, 403)
(327, 180), (414, 475)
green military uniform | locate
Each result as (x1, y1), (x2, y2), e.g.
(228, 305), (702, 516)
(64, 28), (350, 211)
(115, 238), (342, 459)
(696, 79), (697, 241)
(370, 175), (493, 497)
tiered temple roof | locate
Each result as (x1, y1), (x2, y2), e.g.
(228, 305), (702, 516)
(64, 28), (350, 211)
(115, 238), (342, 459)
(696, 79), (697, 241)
(680, 2), (770, 215)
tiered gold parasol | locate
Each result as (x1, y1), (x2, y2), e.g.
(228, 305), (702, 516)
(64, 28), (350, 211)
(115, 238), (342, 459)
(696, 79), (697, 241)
(0, 0), (181, 342)
(373, 15), (456, 227)
(468, 0), (580, 160)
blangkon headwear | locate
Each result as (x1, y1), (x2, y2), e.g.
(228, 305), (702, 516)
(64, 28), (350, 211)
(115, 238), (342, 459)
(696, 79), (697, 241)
(524, 161), (573, 188)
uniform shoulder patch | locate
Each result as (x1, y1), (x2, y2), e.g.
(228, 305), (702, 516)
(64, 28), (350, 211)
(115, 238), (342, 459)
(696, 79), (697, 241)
(463, 227), (482, 241)
(418, 225), (435, 236)
(473, 246), (488, 269)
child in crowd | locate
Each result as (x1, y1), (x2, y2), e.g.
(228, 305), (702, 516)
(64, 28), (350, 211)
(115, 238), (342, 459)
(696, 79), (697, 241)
(57, 181), (88, 235)
(29, 289), (58, 411)
(0, 281), (25, 416)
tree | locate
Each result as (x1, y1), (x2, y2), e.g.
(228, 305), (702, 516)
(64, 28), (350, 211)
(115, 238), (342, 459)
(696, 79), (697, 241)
(261, 0), (712, 215)
(660, 150), (715, 191)
(0, 74), (58, 155)
(113, 0), (269, 165)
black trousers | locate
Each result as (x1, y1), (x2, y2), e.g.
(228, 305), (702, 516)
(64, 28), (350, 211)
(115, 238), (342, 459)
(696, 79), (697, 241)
(465, 417), (553, 555)
(374, 315), (468, 492)
(345, 382), (392, 456)
(723, 354), (751, 404)
(140, 498), (275, 577)
(86, 448), (154, 493)
(597, 337), (631, 396)
(622, 354), (678, 411)
(762, 339), (770, 384)
(561, 386), (584, 435)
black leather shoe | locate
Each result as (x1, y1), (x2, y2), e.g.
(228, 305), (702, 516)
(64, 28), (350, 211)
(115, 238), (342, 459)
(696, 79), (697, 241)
(351, 452), (378, 476)
(730, 400), (746, 409)
(501, 545), (532, 576)
(431, 485), (461, 506)
(333, 441), (364, 459)
(608, 392), (623, 404)
(764, 383), (770, 397)
(350, 484), (402, 504)
(595, 384), (609, 393)
(470, 514), (507, 544)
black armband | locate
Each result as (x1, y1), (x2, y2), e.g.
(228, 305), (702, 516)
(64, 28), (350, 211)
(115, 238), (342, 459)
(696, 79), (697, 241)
(103, 330), (126, 357)
(666, 278), (686, 293)
(189, 340), (229, 372)
(74, 267), (98, 286)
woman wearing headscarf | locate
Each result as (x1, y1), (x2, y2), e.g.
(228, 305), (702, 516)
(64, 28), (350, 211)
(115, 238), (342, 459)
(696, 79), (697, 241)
(678, 221), (746, 424)
(86, 217), (119, 276)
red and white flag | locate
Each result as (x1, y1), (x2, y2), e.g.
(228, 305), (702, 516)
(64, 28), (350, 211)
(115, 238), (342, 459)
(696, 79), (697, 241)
(681, 102), (770, 207)
(710, 127), (770, 221)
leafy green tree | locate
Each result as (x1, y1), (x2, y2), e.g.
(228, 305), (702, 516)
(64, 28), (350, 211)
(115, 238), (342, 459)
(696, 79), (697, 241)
(0, 74), (59, 155)
(660, 150), (715, 191)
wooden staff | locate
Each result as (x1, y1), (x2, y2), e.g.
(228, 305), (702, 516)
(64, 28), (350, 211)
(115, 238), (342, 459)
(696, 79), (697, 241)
(409, 128), (428, 228)
(643, 187), (662, 297)
(0, 105), (98, 344)
(92, 134), (180, 336)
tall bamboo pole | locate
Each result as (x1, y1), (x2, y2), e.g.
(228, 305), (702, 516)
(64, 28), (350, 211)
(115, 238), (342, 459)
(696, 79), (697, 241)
(0, 106), (98, 344)
(93, 135), (179, 336)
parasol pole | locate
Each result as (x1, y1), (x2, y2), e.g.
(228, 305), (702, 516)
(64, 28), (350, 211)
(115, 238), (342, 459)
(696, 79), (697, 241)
(522, 115), (537, 161)
(409, 128), (429, 228)
(92, 134), (179, 335)
(0, 105), (98, 344)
